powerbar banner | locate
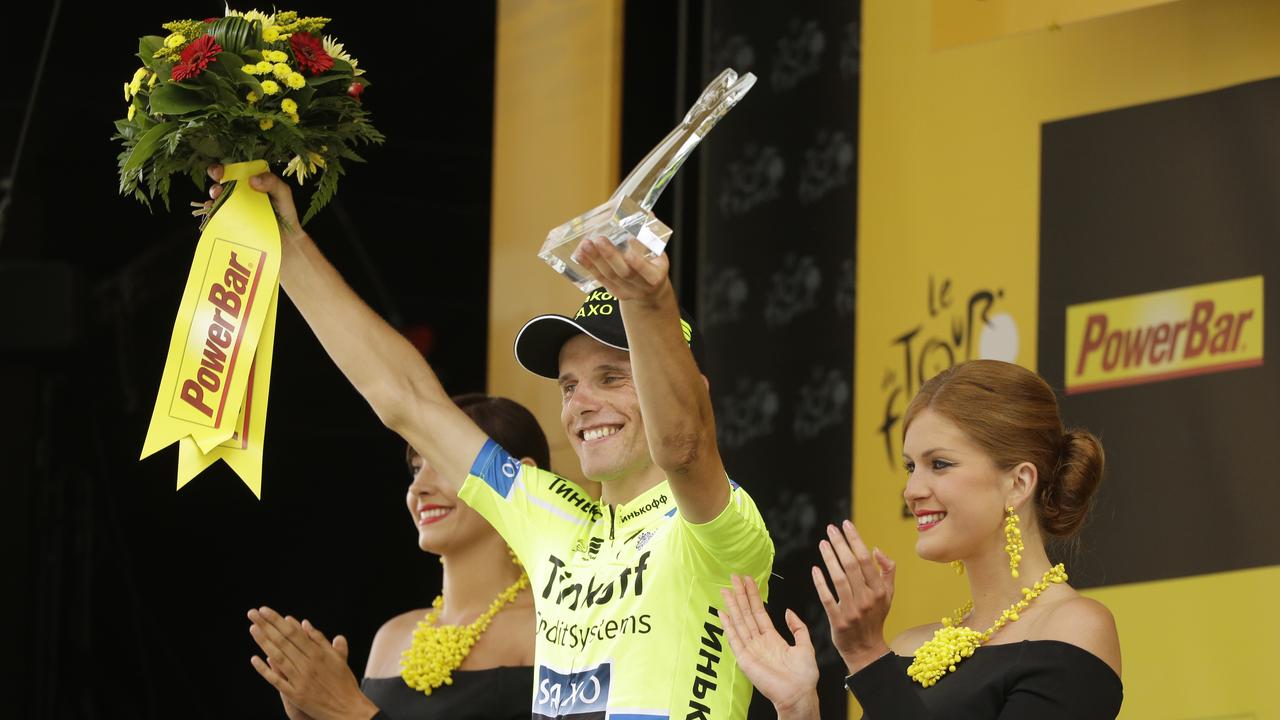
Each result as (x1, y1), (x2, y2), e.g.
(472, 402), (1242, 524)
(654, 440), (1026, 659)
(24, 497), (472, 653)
(1039, 77), (1279, 586)
(139, 160), (280, 498)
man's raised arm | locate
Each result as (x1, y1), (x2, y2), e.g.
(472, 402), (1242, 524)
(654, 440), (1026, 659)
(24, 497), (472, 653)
(209, 166), (485, 489)
(575, 236), (729, 522)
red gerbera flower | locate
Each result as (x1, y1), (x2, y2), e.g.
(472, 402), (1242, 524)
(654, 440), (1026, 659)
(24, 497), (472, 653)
(171, 34), (222, 82)
(290, 32), (333, 75)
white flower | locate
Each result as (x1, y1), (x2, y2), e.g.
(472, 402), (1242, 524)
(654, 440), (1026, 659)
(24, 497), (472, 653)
(322, 35), (365, 75)
(226, 8), (274, 28)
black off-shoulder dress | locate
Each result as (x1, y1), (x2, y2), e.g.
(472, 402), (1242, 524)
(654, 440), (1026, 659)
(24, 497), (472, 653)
(847, 640), (1122, 719)
(361, 666), (532, 720)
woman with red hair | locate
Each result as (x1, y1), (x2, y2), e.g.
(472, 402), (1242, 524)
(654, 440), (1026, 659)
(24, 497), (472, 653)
(721, 360), (1122, 719)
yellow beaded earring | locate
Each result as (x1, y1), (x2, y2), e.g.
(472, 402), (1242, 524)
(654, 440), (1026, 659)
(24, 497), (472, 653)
(1003, 505), (1023, 578)
(949, 560), (965, 575)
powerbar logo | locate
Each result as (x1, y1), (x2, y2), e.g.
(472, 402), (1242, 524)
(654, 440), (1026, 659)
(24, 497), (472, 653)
(1065, 275), (1263, 395)
(170, 240), (265, 426)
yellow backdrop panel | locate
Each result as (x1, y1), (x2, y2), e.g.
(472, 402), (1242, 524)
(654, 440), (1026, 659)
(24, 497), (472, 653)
(931, 0), (1180, 48)
(487, 0), (623, 485)
(857, 0), (1280, 717)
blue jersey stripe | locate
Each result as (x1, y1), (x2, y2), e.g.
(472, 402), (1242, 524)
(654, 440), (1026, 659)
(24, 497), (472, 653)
(468, 438), (521, 498)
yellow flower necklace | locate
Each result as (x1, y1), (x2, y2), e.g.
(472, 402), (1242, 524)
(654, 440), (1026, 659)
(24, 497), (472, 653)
(399, 572), (530, 695)
(906, 563), (1068, 688)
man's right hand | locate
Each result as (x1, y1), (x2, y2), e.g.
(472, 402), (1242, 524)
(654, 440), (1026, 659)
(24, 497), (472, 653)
(206, 164), (307, 245)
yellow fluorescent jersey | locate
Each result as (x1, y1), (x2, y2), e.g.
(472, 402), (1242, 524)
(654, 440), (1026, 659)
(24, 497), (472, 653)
(459, 439), (775, 720)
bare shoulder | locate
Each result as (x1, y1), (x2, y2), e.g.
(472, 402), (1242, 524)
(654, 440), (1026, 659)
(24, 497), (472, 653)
(465, 596), (536, 668)
(364, 608), (427, 678)
(1034, 595), (1122, 678)
(889, 622), (943, 656)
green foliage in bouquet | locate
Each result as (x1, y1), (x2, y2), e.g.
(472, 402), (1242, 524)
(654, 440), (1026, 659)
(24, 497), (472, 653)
(114, 10), (384, 224)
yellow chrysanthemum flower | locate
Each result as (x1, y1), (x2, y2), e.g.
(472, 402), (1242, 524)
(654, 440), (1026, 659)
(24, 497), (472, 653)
(268, 50), (290, 63)
(147, 72), (158, 88)
(247, 91), (260, 104)
(132, 67), (150, 83)
(273, 63), (292, 80)
(260, 118), (275, 130)
(263, 26), (280, 42)
(164, 33), (187, 48)
(256, 60), (273, 74)
(243, 63), (260, 75)
(260, 80), (280, 95)
(128, 104), (137, 121)
(280, 98), (298, 114)
(123, 81), (132, 102)
(129, 77), (143, 96)
(286, 72), (306, 90)
(286, 111), (300, 124)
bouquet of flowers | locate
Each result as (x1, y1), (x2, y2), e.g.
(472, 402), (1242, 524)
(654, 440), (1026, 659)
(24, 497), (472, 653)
(130, 10), (384, 497)
(114, 9), (383, 224)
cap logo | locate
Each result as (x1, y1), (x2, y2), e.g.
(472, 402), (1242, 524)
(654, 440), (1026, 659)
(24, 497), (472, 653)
(576, 302), (614, 318)
(575, 290), (617, 319)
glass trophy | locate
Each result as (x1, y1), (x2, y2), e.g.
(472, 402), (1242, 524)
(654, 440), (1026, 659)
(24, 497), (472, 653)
(539, 68), (757, 292)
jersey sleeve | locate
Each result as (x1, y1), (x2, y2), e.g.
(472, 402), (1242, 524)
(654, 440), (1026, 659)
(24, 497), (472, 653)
(458, 438), (601, 564)
(674, 480), (775, 585)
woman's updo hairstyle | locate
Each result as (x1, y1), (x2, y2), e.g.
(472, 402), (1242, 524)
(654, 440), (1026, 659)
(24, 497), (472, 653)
(902, 360), (1104, 537)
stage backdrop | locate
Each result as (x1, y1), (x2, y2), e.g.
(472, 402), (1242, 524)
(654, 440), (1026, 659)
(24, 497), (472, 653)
(487, 0), (623, 486)
(698, 2), (860, 718)
(857, 0), (1280, 718)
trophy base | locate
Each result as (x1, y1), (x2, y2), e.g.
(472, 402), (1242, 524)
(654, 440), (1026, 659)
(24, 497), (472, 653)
(539, 196), (672, 293)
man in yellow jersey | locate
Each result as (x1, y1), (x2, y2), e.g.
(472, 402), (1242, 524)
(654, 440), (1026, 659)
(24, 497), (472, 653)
(213, 167), (774, 720)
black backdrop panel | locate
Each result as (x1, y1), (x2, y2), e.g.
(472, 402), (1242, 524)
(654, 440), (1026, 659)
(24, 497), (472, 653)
(699, 3), (860, 718)
(1039, 77), (1280, 588)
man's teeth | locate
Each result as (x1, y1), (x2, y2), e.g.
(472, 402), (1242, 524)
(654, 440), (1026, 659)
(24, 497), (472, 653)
(917, 512), (946, 526)
(420, 508), (451, 520)
(582, 426), (620, 442)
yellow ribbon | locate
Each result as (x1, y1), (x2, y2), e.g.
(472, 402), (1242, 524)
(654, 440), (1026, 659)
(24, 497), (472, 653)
(140, 160), (280, 498)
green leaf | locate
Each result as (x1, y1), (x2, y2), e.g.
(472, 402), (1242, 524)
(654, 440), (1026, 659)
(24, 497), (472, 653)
(139, 36), (165, 67)
(338, 147), (366, 163)
(208, 51), (263, 94)
(291, 85), (317, 110)
(329, 58), (353, 75)
(302, 159), (343, 226)
(200, 72), (242, 107)
(189, 133), (225, 158)
(305, 73), (351, 88)
(208, 16), (262, 54)
(149, 83), (211, 115)
(120, 121), (178, 189)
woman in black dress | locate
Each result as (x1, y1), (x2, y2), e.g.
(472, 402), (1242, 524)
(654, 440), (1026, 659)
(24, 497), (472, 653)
(720, 360), (1123, 719)
(247, 394), (551, 720)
